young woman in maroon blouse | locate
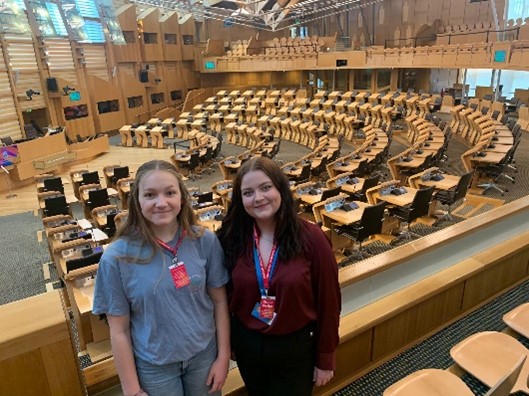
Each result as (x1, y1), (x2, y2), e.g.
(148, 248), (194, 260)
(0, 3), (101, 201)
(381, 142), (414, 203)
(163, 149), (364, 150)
(217, 156), (341, 396)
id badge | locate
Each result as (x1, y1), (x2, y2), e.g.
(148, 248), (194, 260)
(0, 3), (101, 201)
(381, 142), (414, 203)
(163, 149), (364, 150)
(259, 295), (276, 319)
(169, 262), (190, 288)
(251, 301), (276, 325)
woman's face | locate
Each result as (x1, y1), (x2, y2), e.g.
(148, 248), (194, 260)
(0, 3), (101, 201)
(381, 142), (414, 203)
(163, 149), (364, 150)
(138, 170), (182, 231)
(240, 170), (282, 223)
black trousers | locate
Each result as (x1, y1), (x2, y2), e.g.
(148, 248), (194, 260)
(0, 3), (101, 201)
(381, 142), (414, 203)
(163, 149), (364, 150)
(231, 317), (315, 396)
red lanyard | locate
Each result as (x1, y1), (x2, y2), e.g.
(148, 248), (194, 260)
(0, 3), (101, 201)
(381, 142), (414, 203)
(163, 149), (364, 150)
(156, 230), (186, 262)
(253, 225), (278, 291)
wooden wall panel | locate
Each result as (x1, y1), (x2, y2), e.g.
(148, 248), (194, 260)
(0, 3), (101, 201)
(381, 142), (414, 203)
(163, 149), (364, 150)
(462, 251), (529, 311)
(161, 12), (182, 62)
(5, 34), (45, 111)
(0, 64), (21, 139)
(335, 330), (372, 381)
(114, 4), (142, 63)
(117, 64), (147, 124)
(84, 45), (109, 81)
(371, 284), (464, 360)
(86, 75), (125, 133)
(139, 8), (164, 62)
(180, 18), (196, 61)
(44, 39), (78, 87)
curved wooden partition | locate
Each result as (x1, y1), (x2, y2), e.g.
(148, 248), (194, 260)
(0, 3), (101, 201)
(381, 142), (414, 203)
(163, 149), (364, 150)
(84, 196), (529, 395)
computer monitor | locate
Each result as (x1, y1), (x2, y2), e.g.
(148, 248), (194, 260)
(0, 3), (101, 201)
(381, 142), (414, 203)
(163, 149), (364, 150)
(0, 145), (19, 167)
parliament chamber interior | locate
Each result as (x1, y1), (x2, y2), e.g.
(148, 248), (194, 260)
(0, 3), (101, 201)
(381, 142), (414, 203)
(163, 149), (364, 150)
(1, 0), (529, 395)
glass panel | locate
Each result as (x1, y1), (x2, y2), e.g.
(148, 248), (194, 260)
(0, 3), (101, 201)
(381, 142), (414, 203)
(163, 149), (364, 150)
(75, 0), (98, 18)
(0, 0), (30, 34)
(82, 20), (105, 43)
(45, 2), (68, 37)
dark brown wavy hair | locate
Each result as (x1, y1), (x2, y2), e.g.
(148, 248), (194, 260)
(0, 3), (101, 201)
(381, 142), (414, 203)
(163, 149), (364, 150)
(216, 156), (305, 270)
(115, 160), (202, 260)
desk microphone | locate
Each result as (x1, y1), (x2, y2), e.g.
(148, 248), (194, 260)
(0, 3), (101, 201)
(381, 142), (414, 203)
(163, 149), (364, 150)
(1, 165), (9, 174)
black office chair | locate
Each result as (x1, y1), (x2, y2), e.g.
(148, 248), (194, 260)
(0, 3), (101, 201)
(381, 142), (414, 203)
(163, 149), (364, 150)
(87, 188), (110, 211)
(320, 187), (342, 201)
(43, 195), (70, 217)
(110, 166), (130, 187)
(310, 156), (328, 178)
(182, 152), (201, 180)
(350, 174), (380, 202)
(433, 171), (474, 225)
(400, 153), (434, 182)
(289, 164), (311, 184)
(477, 141), (519, 196)
(81, 171), (100, 186)
(103, 212), (117, 238)
(42, 177), (64, 195)
(389, 186), (434, 244)
(336, 201), (387, 263)
(431, 97), (442, 112)
(199, 146), (214, 175)
(352, 158), (368, 178)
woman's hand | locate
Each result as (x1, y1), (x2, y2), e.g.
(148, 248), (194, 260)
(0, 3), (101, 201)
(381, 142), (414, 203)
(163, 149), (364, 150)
(206, 357), (229, 393)
(313, 367), (334, 387)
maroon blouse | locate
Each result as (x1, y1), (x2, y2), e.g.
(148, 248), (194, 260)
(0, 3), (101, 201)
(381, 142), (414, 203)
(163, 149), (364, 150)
(228, 220), (341, 370)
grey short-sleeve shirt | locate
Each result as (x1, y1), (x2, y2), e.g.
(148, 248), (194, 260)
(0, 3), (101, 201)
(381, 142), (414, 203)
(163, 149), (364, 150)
(92, 228), (228, 364)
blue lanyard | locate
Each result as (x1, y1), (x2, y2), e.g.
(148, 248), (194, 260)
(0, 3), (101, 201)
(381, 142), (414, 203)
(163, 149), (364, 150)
(253, 242), (279, 297)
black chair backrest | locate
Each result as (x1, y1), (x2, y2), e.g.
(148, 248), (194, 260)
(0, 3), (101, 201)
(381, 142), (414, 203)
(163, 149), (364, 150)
(409, 186), (434, 222)
(44, 195), (69, 216)
(106, 212), (117, 229)
(202, 146), (213, 163)
(321, 187), (341, 201)
(297, 164), (311, 181)
(197, 191), (213, 204)
(358, 201), (386, 241)
(491, 110), (500, 120)
(88, 188), (110, 209)
(187, 152), (200, 170)
(361, 174), (381, 194)
(66, 251), (103, 272)
(500, 114), (509, 125)
(113, 166), (129, 181)
(421, 153), (434, 170)
(353, 158), (368, 178)
(453, 171), (474, 202)
(481, 106), (489, 115)
(81, 171), (100, 185)
(43, 177), (64, 194)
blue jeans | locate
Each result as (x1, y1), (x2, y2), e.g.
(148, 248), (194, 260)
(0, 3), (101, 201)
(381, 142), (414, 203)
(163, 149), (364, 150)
(135, 338), (219, 396)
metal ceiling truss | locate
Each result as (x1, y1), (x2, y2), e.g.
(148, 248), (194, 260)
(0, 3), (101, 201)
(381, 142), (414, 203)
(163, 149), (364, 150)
(131, 0), (386, 31)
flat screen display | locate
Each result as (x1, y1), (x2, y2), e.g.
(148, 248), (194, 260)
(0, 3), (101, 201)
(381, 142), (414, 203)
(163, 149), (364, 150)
(0, 145), (19, 167)
(205, 61), (216, 70)
(494, 50), (506, 63)
(69, 91), (81, 101)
